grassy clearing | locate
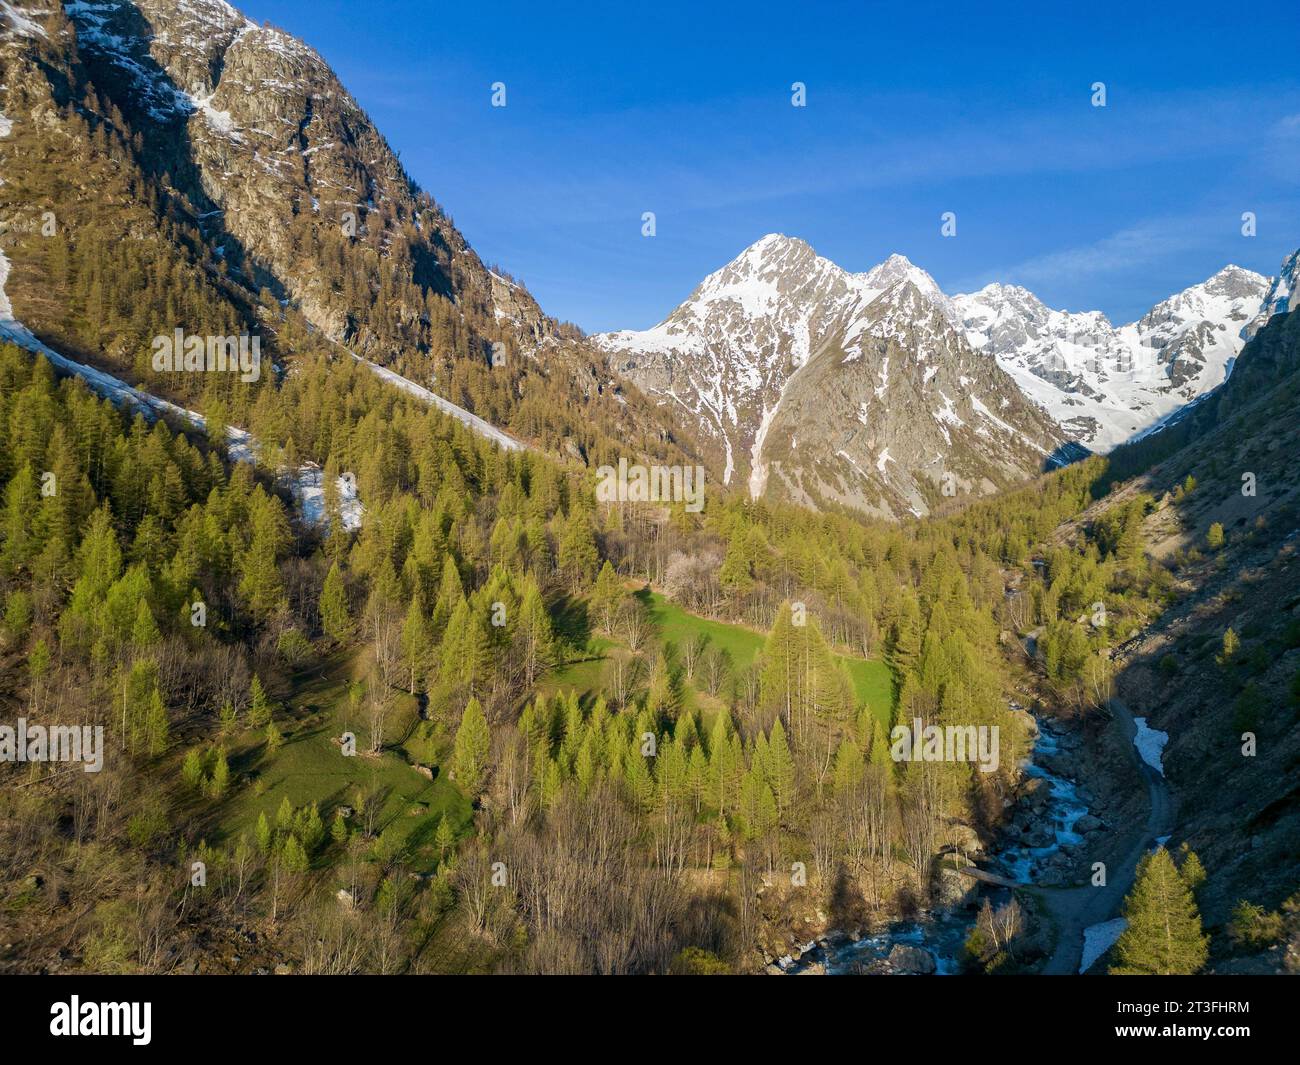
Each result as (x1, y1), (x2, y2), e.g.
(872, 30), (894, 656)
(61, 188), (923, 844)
(541, 591), (895, 725)
(213, 653), (472, 866)
(650, 593), (894, 724)
(212, 594), (892, 869)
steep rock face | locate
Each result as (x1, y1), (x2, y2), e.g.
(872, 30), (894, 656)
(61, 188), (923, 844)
(0, 0), (703, 470)
(954, 265), (1273, 451)
(598, 235), (969, 492)
(757, 281), (1063, 519)
(61, 0), (544, 352)
(1246, 248), (1297, 338)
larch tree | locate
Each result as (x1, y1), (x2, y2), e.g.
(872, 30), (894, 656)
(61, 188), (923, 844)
(453, 697), (492, 799)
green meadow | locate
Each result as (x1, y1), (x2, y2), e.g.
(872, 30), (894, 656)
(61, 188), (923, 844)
(212, 654), (472, 863)
(210, 592), (892, 865)
(545, 591), (893, 725)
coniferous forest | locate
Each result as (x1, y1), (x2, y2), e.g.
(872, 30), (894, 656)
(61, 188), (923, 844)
(2, 3), (1299, 1021)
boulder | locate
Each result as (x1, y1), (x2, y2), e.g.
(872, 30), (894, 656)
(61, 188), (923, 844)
(947, 823), (984, 854)
(1075, 814), (1104, 834)
(887, 944), (936, 975)
(934, 862), (979, 908)
(1022, 777), (1052, 812)
(1039, 751), (1078, 778)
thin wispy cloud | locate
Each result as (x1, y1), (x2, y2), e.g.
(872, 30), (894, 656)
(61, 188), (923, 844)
(989, 218), (1215, 289)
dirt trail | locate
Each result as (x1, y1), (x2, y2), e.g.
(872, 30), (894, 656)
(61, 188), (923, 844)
(1035, 698), (1174, 974)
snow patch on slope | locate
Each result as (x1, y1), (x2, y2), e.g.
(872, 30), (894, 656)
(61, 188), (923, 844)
(291, 464), (362, 530)
(351, 355), (527, 453)
(1, 1), (49, 38)
(748, 402), (780, 498)
(1133, 716), (1169, 776)
(0, 248), (360, 530)
(1079, 918), (1127, 973)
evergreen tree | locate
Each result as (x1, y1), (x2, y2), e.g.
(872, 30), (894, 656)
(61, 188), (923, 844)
(435, 815), (456, 860)
(590, 560), (623, 633)
(238, 527), (284, 621)
(182, 747), (204, 790)
(832, 736), (864, 795)
(255, 811), (272, 854)
(1110, 848), (1209, 975)
(400, 596), (431, 693)
(886, 594), (923, 684)
(319, 561), (353, 642)
(766, 719), (796, 816)
(453, 697), (491, 798)
(557, 506), (598, 593)
(248, 675), (273, 728)
(209, 746), (230, 796)
(516, 579), (555, 685)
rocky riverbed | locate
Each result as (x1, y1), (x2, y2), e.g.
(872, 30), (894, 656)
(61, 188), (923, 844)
(780, 709), (1100, 975)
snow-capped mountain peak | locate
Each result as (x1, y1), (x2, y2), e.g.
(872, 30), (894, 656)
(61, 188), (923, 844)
(597, 236), (1296, 510)
(856, 254), (953, 319)
(597, 239), (1063, 516)
(953, 260), (1279, 450)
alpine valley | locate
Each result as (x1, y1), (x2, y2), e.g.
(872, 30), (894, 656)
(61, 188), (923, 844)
(2, 0), (1299, 986)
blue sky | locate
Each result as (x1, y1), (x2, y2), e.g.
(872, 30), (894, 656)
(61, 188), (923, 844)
(240, 0), (1300, 332)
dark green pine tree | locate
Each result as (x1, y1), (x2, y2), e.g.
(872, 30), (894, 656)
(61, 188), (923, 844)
(1110, 848), (1209, 975)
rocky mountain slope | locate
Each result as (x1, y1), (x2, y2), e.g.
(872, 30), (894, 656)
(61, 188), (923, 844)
(752, 278), (1068, 520)
(599, 235), (1066, 518)
(0, 0), (702, 473)
(1246, 248), (1298, 337)
(602, 235), (1292, 513)
(1054, 306), (1300, 965)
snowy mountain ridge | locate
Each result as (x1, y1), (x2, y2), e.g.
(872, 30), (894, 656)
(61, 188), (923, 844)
(599, 237), (1294, 491)
(601, 235), (1068, 519)
(598, 235), (957, 488)
(954, 262), (1275, 451)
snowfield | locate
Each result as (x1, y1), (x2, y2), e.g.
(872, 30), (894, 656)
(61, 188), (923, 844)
(954, 265), (1274, 452)
(1079, 917), (1128, 973)
(1132, 716), (1170, 775)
